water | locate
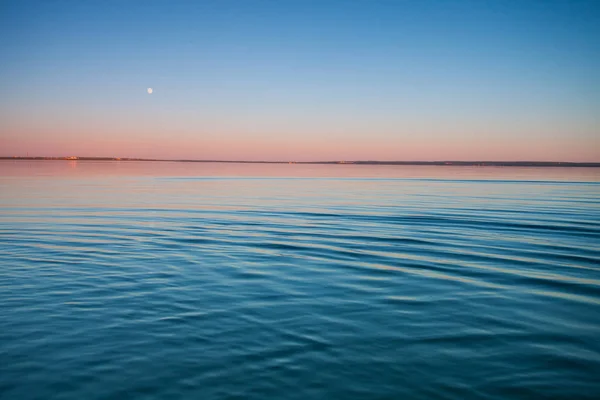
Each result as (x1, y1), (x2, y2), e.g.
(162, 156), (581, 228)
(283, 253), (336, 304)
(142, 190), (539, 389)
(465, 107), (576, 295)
(1, 161), (599, 399)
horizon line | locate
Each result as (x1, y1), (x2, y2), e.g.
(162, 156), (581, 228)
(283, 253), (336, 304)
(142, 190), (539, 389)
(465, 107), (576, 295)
(2, 156), (600, 167)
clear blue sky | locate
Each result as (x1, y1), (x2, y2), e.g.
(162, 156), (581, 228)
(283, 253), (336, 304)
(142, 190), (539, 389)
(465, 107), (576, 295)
(1, 0), (598, 161)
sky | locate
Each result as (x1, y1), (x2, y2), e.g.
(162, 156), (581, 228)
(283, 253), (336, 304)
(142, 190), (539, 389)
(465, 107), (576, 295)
(0, 0), (599, 161)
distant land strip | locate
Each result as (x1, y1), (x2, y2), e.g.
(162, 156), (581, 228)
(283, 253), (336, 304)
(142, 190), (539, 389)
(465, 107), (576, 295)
(2, 157), (600, 167)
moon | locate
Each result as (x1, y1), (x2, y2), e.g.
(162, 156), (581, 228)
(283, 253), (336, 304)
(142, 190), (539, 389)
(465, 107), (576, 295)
(147, 88), (153, 94)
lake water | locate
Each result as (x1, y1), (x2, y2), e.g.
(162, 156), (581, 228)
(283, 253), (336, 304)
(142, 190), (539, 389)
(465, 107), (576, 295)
(1, 161), (599, 399)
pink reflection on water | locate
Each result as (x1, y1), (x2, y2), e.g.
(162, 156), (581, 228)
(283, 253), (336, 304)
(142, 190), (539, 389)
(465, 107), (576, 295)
(0, 160), (599, 182)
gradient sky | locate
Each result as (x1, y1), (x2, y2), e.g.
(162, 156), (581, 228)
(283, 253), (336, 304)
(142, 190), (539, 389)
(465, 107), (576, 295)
(1, 0), (599, 161)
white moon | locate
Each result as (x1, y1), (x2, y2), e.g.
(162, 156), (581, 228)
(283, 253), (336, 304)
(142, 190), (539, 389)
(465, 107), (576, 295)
(147, 88), (153, 94)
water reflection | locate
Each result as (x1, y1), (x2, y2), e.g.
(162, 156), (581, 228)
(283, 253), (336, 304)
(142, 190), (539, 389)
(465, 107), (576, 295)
(0, 161), (599, 399)
(1, 160), (599, 181)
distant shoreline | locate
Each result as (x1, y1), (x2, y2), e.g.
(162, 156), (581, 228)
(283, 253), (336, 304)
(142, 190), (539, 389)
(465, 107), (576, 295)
(1, 157), (599, 167)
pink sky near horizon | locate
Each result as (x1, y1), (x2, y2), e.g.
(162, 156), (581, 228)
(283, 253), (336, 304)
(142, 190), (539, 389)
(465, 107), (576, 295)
(1, 107), (598, 162)
(1, 95), (598, 162)
(2, 127), (598, 162)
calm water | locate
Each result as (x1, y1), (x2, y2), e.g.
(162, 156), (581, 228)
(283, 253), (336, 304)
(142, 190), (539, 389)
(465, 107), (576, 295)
(1, 161), (599, 399)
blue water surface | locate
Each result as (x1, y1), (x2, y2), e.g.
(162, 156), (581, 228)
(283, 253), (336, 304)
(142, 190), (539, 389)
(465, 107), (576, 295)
(1, 161), (599, 399)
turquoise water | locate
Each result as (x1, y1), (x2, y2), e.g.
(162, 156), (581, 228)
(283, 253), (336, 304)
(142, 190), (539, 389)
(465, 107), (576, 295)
(1, 161), (599, 399)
